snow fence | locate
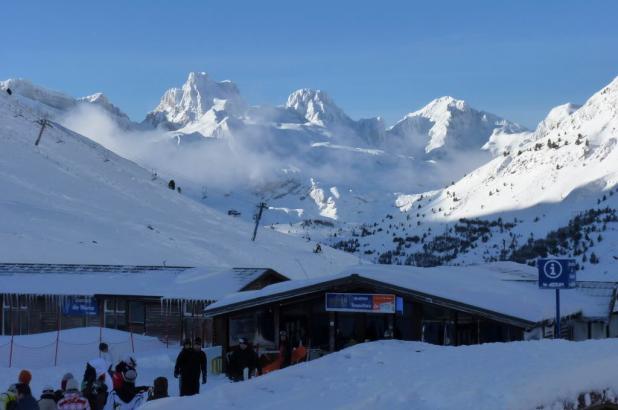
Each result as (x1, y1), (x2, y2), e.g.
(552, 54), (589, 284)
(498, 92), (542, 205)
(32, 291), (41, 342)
(0, 327), (164, 368)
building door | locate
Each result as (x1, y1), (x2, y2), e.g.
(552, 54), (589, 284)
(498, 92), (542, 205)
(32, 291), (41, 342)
(281, 315), (307, 348)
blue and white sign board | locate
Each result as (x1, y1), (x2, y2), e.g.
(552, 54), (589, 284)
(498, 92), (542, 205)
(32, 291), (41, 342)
(62, 296), (98, 316)
(325, 293), (396, 313)
(537, 258), (576, 289)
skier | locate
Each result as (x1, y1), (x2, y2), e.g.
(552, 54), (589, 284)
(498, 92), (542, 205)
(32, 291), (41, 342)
(174, 339), (201, 396)
(313, 243), (322, 254)
(5, 88), (11, 96)
(227, 337), (259, 381)
(112, 355), (137, 391)
(13, 384), (38, 410)
(37, 386), (56, 410)
(82, 358), (111, 410)
(193, 337), (208, 387)
(103, 369), (148, 410)
(57, 379), (90, 410)
(99, 342), (114, 369)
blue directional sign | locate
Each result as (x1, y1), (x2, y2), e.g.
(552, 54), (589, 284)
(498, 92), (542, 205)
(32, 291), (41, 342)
(537, 258), (576, 289)
(62, 296), (98, 316)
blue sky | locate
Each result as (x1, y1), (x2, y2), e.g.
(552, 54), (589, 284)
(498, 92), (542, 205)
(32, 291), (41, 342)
(1, 0), (617, 128)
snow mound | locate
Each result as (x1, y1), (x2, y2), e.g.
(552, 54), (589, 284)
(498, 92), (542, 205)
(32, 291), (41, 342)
(141, 339), (618, 410)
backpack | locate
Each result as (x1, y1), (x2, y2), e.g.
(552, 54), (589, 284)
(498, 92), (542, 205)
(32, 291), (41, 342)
(0, 392), (16, 410)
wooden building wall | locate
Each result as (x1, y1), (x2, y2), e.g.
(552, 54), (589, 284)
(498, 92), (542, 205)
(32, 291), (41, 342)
(1, 294), (212, 346)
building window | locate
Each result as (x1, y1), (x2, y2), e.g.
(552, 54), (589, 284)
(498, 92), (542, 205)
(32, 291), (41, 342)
(129, 301), (145, 324)
(2, 296), (29, 336)
(104, 298), (127, 330)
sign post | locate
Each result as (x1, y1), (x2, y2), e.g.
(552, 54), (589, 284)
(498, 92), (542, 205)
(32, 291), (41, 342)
(537, 258), (576, 339)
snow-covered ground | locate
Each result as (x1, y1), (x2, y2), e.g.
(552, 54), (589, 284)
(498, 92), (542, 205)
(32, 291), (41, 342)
(5, 331), (618, 410)
(139, 339), (618, 410)
(0, 328), (229, 399)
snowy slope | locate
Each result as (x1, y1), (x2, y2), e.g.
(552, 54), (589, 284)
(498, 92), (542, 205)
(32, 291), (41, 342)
(0, 78), (135, 129)
(5, 73), (616, 277)
(327, 77), (618, 278)
(1, 73), (526, 237)
(0, 90), (357, 278)
(141, 339), (618, 410)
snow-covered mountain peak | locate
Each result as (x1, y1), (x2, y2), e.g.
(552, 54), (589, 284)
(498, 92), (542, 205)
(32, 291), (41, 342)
(285, 88), (351, 127)
(78, 92), (132, 124)
(387, 96), (525, 157)
(145, 71), (245, 130)
(413, 96), (469, 118)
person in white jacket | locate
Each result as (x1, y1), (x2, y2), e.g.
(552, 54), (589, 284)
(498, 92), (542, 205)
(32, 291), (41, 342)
(104, 369), (148, 410)
(99, 343), (114, 369)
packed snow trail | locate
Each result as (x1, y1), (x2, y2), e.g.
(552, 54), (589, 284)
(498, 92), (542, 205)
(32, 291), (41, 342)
(141, 339), (618, 410)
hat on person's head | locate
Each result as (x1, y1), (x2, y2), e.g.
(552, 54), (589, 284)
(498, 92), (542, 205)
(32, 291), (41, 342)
(183, 338), (192, 346)
(98, 342), (109, 352)
(42, 385), (54, 394)
(65, 378), (80, 392)
(238, 337), (248, 344)
(194, 337), (202, 345)
(122, 369), (137, 384)
(18, 370), (32, 385)
(61, 373), (74, 390)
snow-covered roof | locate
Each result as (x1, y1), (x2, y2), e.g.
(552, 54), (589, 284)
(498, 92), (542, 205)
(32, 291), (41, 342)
(0, 263), (287, 301)
(206, 262), (615, 324)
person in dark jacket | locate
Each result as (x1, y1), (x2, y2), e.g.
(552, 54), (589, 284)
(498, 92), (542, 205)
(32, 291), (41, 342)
(227, 337), (259, 382)
(278, 331), (292, 369)
(193, 337), (207, 386)
(14, 383), (39, 410)
(146, 377), (168, 402)
(174, 339), (201, 396)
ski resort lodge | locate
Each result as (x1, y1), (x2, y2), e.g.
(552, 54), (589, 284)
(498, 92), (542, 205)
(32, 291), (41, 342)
(205, 263), (618, 359)
(2, 262), (618, 355)
(0, 263), (289, 343)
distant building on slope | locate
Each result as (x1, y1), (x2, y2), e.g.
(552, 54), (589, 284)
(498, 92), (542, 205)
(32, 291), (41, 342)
(0, 263), (289, 344)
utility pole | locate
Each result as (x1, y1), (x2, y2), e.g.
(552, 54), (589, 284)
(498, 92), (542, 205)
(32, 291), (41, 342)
(34, 119), (52, 146)
(251, 202), (268, 241)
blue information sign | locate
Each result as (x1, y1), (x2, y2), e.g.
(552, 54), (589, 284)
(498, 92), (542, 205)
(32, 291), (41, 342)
(325, 293), (396, 313)
(62, 296), (98, 316)
(537, 258), (576, 289)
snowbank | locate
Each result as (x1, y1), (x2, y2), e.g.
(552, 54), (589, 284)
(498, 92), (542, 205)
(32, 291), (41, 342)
(141, 339), (618, 410)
